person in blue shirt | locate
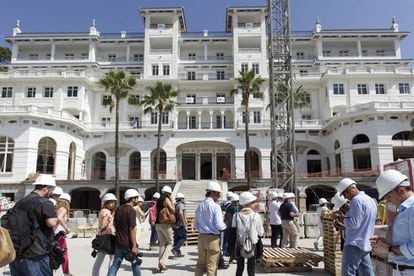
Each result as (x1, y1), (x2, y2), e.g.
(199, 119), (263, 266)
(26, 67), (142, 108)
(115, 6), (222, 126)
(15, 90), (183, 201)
(337, 178), (377, 276)
(371, 170), (414, 275)
(194, 181), (227, 276)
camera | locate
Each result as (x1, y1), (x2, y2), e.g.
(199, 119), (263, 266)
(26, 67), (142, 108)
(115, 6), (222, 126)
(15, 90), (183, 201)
(125, 252), (143, 265)
(52, 244), (67, 256)
(91, 250), (97, 258)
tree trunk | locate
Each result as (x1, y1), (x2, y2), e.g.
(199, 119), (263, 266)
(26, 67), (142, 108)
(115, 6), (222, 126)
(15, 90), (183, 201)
(245, 102), (251, 189)
(155, 108), (163, 192)
(115, 97), (120, 202)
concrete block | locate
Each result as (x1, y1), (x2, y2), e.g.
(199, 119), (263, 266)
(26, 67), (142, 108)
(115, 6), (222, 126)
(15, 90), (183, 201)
(297, 213), (304, 225)
(76, 218), (87, 226)
(73, 211), (84, 218)
(304, 212), (319, 226)
(305, 225), (320, 238)
(298, 224), (305, 238)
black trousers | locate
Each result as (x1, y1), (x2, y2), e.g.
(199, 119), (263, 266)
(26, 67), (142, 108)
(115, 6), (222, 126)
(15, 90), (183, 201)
(236, 255), (255, 276)
(271, 224), (283, 248)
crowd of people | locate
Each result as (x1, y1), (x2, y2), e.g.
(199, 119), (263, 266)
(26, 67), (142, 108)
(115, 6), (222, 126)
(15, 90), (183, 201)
(2, 168), (414, 276)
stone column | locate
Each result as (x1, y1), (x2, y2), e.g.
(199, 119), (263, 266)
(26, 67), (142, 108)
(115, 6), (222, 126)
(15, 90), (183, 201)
(126, 44), (130, 62)
(235, 150), (245, 179)
(51, 43), (56, 61)
(186, 111), (190, 129)
(221, 111), (225, 129)
(209, 111), (213, 129)
(89, 41), (96, 62)
(196, 152), (201, 180)
(198, 111), (202, 129)
(204, 42), (208, 61)
(212, 151), (217, 180)
(166, 151), (177, 180)
(357, 40), (362, 57)
(141, 151), (151, 180)
(55, 151), (69, 180)
(340, 148), (354, 175)
(11, 44), (19, 62)
(261, 150), (271, 179)
(370, 144), (394, 173)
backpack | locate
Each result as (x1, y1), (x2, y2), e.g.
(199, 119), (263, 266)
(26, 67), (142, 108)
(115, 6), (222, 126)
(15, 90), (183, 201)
(1, 193), (40, 257)
(236, 213), (255, 259)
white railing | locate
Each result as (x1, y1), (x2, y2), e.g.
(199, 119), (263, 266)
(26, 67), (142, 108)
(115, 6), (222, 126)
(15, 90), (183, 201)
(150, 49), (172, 54)
(0, 71), (87, 78)
(238, 48), (261, 53)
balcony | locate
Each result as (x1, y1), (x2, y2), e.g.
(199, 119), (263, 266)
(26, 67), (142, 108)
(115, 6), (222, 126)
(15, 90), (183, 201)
(322, 51), (359, 58)
(176, 96), (234, 105)
(83, 120), (174, 131)
(178, 72), (232, 81)
(149, 24), (173, 35)
(179, 56), (233, 62)
(177, 121), (234, 130)
(0, 70), (87, 79)
(149, 49), (172, 55)
(238, 48), (261, 53)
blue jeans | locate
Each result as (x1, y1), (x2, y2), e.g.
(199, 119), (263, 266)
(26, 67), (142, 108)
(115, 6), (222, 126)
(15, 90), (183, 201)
(342, 245), (375, 276)
(173, 226), (187, 254)
(107, 247), (141, 276)
(150, 224), (158, 246)
(9, 255), (52, 276)
(222, 228), (230, 256)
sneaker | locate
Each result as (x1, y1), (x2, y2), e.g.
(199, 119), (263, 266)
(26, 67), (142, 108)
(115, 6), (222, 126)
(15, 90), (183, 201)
(171, 249), (179, 257)
(314, 242), (319, 250)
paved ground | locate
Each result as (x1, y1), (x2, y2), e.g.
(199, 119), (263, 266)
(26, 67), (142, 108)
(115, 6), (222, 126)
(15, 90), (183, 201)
(2, 238), (330, 276)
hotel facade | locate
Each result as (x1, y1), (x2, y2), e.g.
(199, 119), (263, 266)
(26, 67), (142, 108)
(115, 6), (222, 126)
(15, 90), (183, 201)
(0, 6), (413, 208)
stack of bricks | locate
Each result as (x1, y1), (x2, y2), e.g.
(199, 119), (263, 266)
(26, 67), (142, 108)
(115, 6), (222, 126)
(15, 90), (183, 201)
(321, 211), (342, 276)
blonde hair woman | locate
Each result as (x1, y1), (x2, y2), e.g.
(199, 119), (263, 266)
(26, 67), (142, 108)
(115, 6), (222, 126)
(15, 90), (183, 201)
(54, 193), (72, 276)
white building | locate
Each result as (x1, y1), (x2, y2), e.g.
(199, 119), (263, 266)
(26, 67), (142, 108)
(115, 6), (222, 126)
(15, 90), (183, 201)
(0, 7), (413, 209)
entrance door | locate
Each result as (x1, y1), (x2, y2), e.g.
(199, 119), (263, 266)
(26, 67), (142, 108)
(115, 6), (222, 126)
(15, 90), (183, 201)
(216, 153), (231, 180)
(307, 159), (322, 176)
(182, 153), (196, 179)
(200, 153), (212, 179)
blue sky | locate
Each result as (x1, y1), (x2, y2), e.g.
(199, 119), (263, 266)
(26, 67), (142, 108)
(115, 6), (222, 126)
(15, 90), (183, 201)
(1, 0), (413, 62)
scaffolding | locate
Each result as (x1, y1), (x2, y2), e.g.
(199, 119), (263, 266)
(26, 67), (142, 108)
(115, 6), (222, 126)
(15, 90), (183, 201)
(267, 0), (296, 192)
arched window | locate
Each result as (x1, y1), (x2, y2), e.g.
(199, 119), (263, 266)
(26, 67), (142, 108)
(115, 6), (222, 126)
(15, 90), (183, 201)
(68, 142), (76, 180)
(352, 134), (370, 145)
(92, 152), (106, 180)
(0, 136), (14, 172)
(129, 151), (141, 179)
(307, 149), (320, 155)
(245, 148), (261, 179)
(392, 131), (411, 141)
(36, 137), (56, 174)
(334, 140), (340, 150)
(151, 149), (167, 179)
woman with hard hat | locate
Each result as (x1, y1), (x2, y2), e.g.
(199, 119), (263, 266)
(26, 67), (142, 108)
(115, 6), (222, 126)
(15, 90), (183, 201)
(314, 198), (329, 250)
(134, 195), (146, 245)
(92, 193), (117, 276)
(54, 193), (72, 276)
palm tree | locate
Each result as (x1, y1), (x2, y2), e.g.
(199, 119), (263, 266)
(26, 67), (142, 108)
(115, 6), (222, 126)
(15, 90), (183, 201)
(231, 70), (265, 188)
(272, 83), (312, 109)
(140, 82), (178, 192)
(98, 70), (136, 201)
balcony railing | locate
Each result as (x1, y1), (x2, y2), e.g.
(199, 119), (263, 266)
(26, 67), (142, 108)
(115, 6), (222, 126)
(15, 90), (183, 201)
(180, 56), (233, 62)
(150, 49), (172, 54)
(178, 72), (232, 81)
(0, 71), (87, 79)
(361, 51), (396, 57)
(322, 51), (359, 57)
(177, 121), (234, 130)
(238, 48), (261, 53)
(84, 120), (174, 130)
(176, 96), (234, 105)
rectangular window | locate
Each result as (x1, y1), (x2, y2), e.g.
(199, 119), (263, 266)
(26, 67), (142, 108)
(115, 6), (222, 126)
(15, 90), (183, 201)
(252, 63), (260, 74)
(216, 71), (225, 80)
(108, 54), (117, 62)
(253, 111), (261, 124)
(152, 64), (159, 76)
(102, 95), (112, 105)
(187, 71), (196, 80)
(189, 116), (196, 129)
(162, 112), (169, 124)
(64, 53), (75, 60)
(323, 50), (331, 57)
(44, 87), (54, 98)
(216, 52), (224, 60)
(296, 52), (305, 60)
(302, 114), (312, 120)
(376, 50), (385, 57)
(29, 54), (38, 60)
(67, 86), (78, 97)
(186, 95), (196, 104)
(303, 94), (311, 104)
(357, 84), (368, 95)
(333, 84), (344, 95)
(129, 116), (140, 128)
(242, 112), (247, 124)
(375, 84), (386, 95)
(1, 87), (12, 98)
(188, 53), (196, 60)
(128, 95), (139, 105)
(361, 50), (368, 56)
(101, 117), (111, 127)
(151, 112), (158, 124)
(339, 50), (349, 57)
(241, 63), (249, 73)
(81, 53), (89, 60)
(399, 83), (410, 94)
(163, 64), (170, 76)
(133, 54), (144, 61)
(27, 87), (36, 98)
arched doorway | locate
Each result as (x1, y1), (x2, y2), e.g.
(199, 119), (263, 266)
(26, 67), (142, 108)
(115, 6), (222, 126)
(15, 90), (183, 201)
(245, 148), (261, 179)
(392, 131), (414, 160)
(92, 152), (106, 180)
(129, 151), (141, 179)
(352, 134), (371, 171)
(307, 149), (322, 176)
(151, 149), (167, 179)
(68, 142), (76, 180)
(71, 187), (101, 211)
(36, 137), (56, 174)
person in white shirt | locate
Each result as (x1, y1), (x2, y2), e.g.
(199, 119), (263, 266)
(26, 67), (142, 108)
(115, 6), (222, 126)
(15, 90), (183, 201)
(314, 198), (329, 250)
(268, 192), (283, 248)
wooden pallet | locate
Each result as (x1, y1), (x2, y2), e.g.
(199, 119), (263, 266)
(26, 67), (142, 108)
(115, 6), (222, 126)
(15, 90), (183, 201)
(261, 248), (323, 273)
(185, 216), (199, 246)
(322, 211), (343, 276)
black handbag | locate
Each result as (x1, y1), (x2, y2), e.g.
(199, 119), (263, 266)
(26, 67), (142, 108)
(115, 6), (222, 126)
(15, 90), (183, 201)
(91, 215), (115, 255)
(255, 237), (264, 259)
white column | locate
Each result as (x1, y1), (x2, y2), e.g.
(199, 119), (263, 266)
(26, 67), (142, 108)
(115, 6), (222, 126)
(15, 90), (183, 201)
(341, 148), (354, 174)
(141, 151), (151, 179)
(126, 44), (130, 62)
(209, 111), (213, 129)
(357, 40), (362, 57)
(175, 113), (178, 129)
(261, 151), (271, 179)
(394, 40), (401, 58)
(11, 44), (19, 62)
(166, 152), (177, 180)
(370, 145), (394, 173)
(51, 43), (56, 61)
(212, 151), (217, 180)
(186, 111), (190, 129)
(221, 111), (225, 129)
(89, 41), (96, 62)
(198, 111), (202, 129)
(55, 151), (69, 180)
(316, 40), (323, 59)
(196, 152), (201, 180)
(204, 43), (208, 61)
(235, 150), (245, 179)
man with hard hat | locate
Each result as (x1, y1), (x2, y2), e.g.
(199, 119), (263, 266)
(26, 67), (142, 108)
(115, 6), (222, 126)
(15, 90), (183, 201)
(6, 174), (59, 276)
(268, 192), (283, 248)
(172, 193), (187, 257)
(223, 193), (241, 256)
(279, 192), (299, 248)
(195, 181), (227, 276)
(336, 178), (377, 276)
(108, 188), (141, 276)
(371, 170), (414, 275)
(221, 191), (234, 211)
(314, 198), (329, 250)
(149, 192), (160, 248)
(331, 193), (351, 252)
(50, 186), (63, 206)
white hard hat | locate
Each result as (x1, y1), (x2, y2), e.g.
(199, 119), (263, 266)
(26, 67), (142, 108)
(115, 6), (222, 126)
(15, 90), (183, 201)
(153, 192), (161, 199)
(331, 193), (347, 210)
(277, 192), (284, 198)
(337, 178), (356, 195)
(239, 192), (257, 206)
(376, 169), (409, 200)
(289, 192), (296, 198)
(206, 181), (222, 193)
(102, 193), (117, 202)
(60, 193), (71, 203)
(161, 186), (172, 194)
(49, 198), (57, 206)
(124, 189), (140, 200)
(230, 193), (239, 202)
(138, 196), (144, 202)
(32, 174), (56, 187)
(226, 191), (234, 199)
(270, 192), (278, 199)
(282, 193), (290, 199)
(52, 186), (63, 196)
(318, 198), (329, 206)
(176, 193), (185, 199)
